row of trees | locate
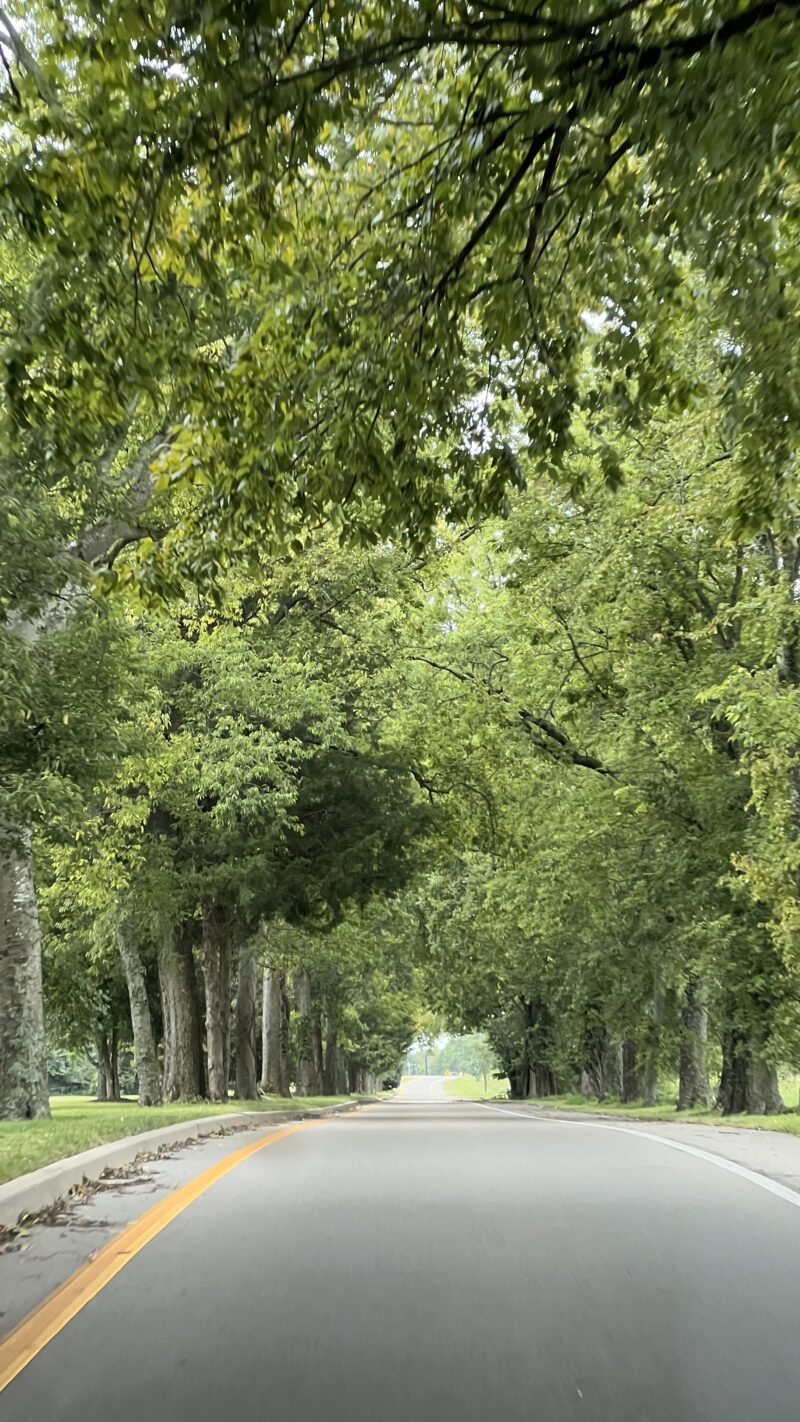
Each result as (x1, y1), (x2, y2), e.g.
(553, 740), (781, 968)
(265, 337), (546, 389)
(406, 396), (800, 1113)
(1, 3), (799, 1118)
(4, 376), (800, 1117)
(4, 526), (435, 1113)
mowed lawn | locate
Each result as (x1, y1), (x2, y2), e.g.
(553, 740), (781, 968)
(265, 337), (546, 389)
(0, 1094), (351, 1186)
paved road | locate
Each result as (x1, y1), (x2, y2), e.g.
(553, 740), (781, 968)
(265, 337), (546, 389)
(4, 1083), (800, 1421)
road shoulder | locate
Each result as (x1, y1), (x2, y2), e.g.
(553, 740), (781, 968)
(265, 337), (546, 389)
(483, 1102), (800, 1197)
(0, 1105), (364, 1342)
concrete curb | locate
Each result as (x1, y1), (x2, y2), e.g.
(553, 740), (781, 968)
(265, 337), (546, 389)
(0, 1101), (366, 1228)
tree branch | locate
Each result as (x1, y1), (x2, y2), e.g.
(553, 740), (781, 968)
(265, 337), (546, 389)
(410, 654), (616, 777)
(432, 125), (556, 301)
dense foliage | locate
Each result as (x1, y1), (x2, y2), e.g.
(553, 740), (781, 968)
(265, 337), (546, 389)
(0, 3), (798, 1119)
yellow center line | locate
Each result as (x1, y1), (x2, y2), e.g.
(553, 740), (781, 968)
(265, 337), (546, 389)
(0, 1115), (330, 1395)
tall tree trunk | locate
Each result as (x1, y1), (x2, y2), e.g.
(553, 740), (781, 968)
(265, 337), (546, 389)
(641, 987), (664, 1107)
(621, 1038), (659, 1105)
(323, 1027), (339, 1096)
(603, 1039), (623, 1097)
(261, 964), (290, 1096)
(621, 1040), (643, 1103)
(293, 968), (322, 1096)
(0, 830), (50, 1120)
(160, 944), (176, 1102)
(202, 904), (232, 1103)
(581, 1013), (604, 1100)
(235, 941), (258, 1101)
(678, 977), (712, 1110)
(747, 1059), (785, 1114)
(717, 1028), (785, 1115)
(641, 1056), (659, 1107)
(312, 1011), (324, 1092)
(110, 1023), (120, 1100)
(522, 997), (559, 1099)
(158, 923), (203, 1101)
(581, 1015), (620, 1100)
(532, 1064), (559, 1097)
(117, 922), (162, 1106)
(508, 1062), (531, 1099)
(96, 1027), (121, 1101)
(195, 961), (207, 1099)
(96, 1033), (112, 1102)
(717, 1028), (748, 1114)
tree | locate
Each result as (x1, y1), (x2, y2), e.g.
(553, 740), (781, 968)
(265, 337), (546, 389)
(393, 392), (800, 1112)
(440, 1035), (499, 1091)
(414, 1011), (442, 1076)
(5, 1), (800, 578)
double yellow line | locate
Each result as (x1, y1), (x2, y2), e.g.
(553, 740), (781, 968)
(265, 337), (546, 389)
(0, 1116), (324, 1395)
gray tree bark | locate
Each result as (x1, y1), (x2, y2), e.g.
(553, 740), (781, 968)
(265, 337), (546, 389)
(581, 1019), (621, 1100)
(0, 830), (50, 1119)
(641, 1057), (659, 1107)
(622, 1036), (659, 1105)
(323, 1028), (339, 1096)
(202, 904), (232, 1102)
(95, 1028), (120, 1101)
(532, 1064), (560, 1097)
(235, 941), (259, 1101)
(96, 1034), (111, 1102)
(641, 987), (664, 1107)
(335, 1052), (349, 1095)
(260, 964), (290, 1096)
(747, 1059), (785, 1115)
(603, 1040), (623, 1097)
(717, 1028), (785, 1114)
(678, 977), (712, 1110)
(506, 1061), (530, 1099)
(158, 923), (204, 1101)
(293, 968), (322, 1096)
(312, 1011), (324, 1092)
(110, 1024), (120, 1100)
(117, 921), (162, 1106)
(621, 1040), (643, 1103)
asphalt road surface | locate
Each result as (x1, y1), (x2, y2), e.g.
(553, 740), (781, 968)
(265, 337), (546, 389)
(5, 1080), (800, 1421)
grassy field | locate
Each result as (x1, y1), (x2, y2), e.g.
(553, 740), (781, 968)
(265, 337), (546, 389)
(442, 1074), (510, 1101)
(0, 1094), (352, 1186)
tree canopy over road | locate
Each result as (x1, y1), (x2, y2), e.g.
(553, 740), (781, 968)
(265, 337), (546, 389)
(1, 1), (799, 1122)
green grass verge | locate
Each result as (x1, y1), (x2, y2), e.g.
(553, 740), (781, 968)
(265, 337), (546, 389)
(520, 1092), (800, 1136)
(441, 1073), (510, 1101)
(0, 1094), (352, 1186)
(441, 1070), (800, 1136)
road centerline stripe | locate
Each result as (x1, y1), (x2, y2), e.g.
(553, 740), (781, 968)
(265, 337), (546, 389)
(0, 1115), (328, 1395)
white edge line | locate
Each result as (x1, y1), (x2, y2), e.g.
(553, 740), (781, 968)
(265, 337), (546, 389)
(480, 1102), (800, 1212)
